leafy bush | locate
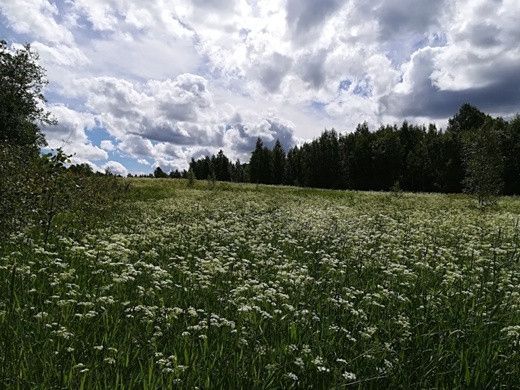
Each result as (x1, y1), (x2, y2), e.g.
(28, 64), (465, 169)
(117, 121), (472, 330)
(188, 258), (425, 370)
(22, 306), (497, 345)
(0, 145), (41, 235)
(0, 145), (128, 242)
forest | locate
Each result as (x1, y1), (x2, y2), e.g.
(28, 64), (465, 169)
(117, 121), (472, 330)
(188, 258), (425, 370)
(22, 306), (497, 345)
(185, 105), (520, 197)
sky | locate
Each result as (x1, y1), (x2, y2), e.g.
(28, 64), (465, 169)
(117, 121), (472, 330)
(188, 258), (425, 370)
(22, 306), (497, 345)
(2, 0), (520, 175)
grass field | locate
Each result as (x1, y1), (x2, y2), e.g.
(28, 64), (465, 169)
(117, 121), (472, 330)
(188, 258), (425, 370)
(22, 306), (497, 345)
(1, 179), (520, 388)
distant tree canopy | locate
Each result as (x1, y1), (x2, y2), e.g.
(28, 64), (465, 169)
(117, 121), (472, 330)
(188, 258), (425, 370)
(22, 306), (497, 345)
(153, 166), (168, 178)
(179, 104), (520, 196)
(189, 151), (248, 183)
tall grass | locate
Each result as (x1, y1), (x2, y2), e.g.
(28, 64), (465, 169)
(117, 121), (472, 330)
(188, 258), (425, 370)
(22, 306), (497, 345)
(1, 179), (519, 388)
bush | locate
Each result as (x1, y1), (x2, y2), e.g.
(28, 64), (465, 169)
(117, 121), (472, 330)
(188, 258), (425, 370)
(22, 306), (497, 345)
(0, 144), (41, 235)
(0, 145), (127, 242)
(187, 168), (196, 187)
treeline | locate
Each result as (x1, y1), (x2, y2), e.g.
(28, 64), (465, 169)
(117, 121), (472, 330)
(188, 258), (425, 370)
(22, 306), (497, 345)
(183, 104), (520, 196)
(189, 150), (247, 182)
(146, 150), (248, 181)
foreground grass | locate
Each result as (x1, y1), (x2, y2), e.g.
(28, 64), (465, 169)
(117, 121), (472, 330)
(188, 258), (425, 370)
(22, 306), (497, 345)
(1, 179), (520, 388)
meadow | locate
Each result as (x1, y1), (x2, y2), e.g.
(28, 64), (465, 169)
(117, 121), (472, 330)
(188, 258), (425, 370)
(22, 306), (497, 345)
(1, 179), (520, 388)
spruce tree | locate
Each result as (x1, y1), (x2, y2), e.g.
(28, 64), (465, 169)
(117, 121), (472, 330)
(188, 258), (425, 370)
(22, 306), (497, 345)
(250, 138), (264, 183)
(271, 140), (286, 185)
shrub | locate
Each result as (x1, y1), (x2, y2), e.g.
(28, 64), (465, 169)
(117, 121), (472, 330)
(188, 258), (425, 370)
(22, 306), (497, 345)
(0, 145), (128, 242)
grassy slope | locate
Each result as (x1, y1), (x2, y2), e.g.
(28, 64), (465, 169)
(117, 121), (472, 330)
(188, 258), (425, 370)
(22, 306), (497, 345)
(1, 178), (520, 388)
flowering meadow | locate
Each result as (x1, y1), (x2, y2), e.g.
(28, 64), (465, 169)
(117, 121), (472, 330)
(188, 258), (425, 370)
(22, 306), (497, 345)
(1, 179), (520, 388)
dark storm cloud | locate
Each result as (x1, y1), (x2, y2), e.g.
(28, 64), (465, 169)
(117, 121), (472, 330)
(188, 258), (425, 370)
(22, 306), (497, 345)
(384, 49), (520, 119)
(387, 80), (520, 119)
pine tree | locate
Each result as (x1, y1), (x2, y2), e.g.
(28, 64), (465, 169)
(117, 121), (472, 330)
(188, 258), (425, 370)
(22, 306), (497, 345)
(213, 150), (231, 181)
(285, 147), (300, 186)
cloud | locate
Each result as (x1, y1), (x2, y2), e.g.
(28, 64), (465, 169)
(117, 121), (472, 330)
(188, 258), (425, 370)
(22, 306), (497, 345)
(370, 0), (447, 38)
(71, 72), (298, 170)
(118, 135), (154, 158)
(192, 0), (237, 13)
(78, 74), (219, 145)
(84, 35), (200, 81)
(0, 0), (73, 43)
(383, 0), (520, 119)
(100, 140), (115, 151)
(71, 0), (121, 32)
(103, 160), (128, 176)
(224, 116), (297, 156)
(286, 0), (343, 45)
(43, 105), (108, 161)
(69, 143), (108, 162)
(31, 42), (89, 67)
(296, 49), (327, 89)
(384, 47), (520, 119)
(257, 52), (293, 92)
(77, 73), (296, 157)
